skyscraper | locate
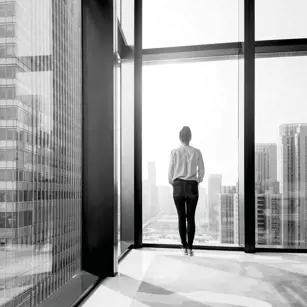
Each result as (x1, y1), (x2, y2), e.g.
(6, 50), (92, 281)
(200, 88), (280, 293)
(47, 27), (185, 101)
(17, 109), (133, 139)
(0, 1), (82, 305)
(255, 143), (277, 183)
(221, 185), (237, 194)
(256, 193), (282, 245)
(218, 193), (238, 244)
(280, 124), (307, 246)
(208, 174), (222, 235)
(255, 143), (279, 193)
(255, 143), (281, 246)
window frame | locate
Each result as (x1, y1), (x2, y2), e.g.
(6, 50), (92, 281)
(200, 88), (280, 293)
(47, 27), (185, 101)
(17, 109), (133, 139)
(131, 0), (307, 254)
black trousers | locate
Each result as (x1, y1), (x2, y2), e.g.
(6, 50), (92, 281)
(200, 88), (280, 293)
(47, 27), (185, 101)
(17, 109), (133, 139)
(172, 178), (199, 249)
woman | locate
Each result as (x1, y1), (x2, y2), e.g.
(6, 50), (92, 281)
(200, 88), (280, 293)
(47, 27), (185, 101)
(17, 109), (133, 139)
(168, 126), (205, 256)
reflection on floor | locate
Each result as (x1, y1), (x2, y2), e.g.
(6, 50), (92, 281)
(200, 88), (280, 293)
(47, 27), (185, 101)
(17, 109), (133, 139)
(81, 248), (307, 307)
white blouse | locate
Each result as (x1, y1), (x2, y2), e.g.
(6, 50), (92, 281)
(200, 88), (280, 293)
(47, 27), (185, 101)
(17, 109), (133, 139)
(168, 145), (205, 184)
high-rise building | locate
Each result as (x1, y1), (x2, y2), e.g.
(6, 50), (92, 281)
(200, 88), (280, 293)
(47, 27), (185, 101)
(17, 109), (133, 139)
(256, 193), (282, 245)
(218, 193), (239, 244)
(0, 1), (82, 305)
(208, 174), (222, 235)
(233, 193), (239, 244)
(222, 185), (237, 194)
(255, 143), (277, 182)
(255, 143), (281, 245)
(255, 180), (280, 194)
(280, 124), (307, 246)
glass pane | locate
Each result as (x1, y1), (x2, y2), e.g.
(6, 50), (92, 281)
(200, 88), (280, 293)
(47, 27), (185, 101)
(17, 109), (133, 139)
(116, 0), (121, 22)
(121, 0), (134, 45)
(142, 60), (240, 246)
(0, 0), (82, 305)
(256, 0), (307, 41)
(115, 59), (122, 257)
(255, 56), (307, 248)
(143, 0), (241, 49)
(120, 57), (135, 254)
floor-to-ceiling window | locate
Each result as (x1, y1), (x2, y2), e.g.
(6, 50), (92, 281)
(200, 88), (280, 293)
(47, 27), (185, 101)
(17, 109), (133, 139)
(255, 1), (307, 249)
(115, 0), (122, 258)
(140, 0), (307, 252)
(0, 0), (82, 305)
(115, 55), (122, 256)
(255, 56), (307, 249)
(142, 0), (243, 247)
(142, 60), (240, 246)
(116, 0), (135, 256)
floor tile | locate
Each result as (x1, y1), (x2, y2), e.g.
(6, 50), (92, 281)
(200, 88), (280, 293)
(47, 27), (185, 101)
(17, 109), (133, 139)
(82, 248), (307, 307)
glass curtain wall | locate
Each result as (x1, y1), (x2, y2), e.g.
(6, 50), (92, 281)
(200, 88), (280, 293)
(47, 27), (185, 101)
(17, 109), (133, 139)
(115, 0), (122, 257)
(142, 0), (243, 247)
(255, 1), (307, 249)
(115, 56), (121, 257)
(0, 0), (82, 306)
(119, 0), (135, 254)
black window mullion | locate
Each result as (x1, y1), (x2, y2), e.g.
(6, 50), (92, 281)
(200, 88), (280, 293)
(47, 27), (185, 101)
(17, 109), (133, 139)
(243, 0), (255, 253)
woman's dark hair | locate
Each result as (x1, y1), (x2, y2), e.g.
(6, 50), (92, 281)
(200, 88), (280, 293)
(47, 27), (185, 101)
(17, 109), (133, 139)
(179, 126), (192, 144)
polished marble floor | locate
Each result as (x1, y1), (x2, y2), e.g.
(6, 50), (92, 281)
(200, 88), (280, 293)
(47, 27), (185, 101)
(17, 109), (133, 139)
(81, 248), (307, 307)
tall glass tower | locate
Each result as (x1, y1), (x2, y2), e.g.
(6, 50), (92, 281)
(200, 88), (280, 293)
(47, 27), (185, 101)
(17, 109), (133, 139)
(0, 1), (82, 306)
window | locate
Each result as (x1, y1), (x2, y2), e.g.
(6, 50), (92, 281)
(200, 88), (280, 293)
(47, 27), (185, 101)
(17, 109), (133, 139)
(143, 0), (241, 48)
(0, 107), (18, 120)
(115, 58), (122, 256)
(0, 44), (15, 58)
(255, 56), (307, 248)
(0, 24), (15, 38)
(0, 86), (16, 99)
(256, 0), (307, 40)
(142, 60), (240, 246)
(0, 65), (16, 78)
(0, 3), (15, 18)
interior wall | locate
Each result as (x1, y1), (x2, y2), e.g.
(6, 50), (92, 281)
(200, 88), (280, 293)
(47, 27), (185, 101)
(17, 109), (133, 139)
(82, 0), (117, 277)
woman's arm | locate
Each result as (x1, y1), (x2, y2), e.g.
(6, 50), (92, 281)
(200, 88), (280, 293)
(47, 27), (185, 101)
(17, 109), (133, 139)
(168, 151), (174, 184)
(198, 150), (205, 183)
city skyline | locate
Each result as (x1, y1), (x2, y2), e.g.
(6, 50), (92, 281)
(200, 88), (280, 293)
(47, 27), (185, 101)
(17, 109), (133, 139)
(143, 121), (307, 247)
(144, 123), (307, 187)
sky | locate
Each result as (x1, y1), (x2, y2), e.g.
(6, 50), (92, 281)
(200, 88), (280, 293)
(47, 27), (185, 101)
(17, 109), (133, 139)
(142, 0), (307, 186)
(143, 0), (307, 48)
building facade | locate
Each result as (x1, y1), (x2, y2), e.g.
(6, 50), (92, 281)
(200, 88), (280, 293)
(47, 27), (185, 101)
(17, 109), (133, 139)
(0, 0), (82, 305)
(255, 143), (281, 246)
(218, 192), (239, 244)
(208, 174), (222, 237)
(280, 124), (307, 246)
(256, 193), (282, 245)
(255, 143), (277, 183)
